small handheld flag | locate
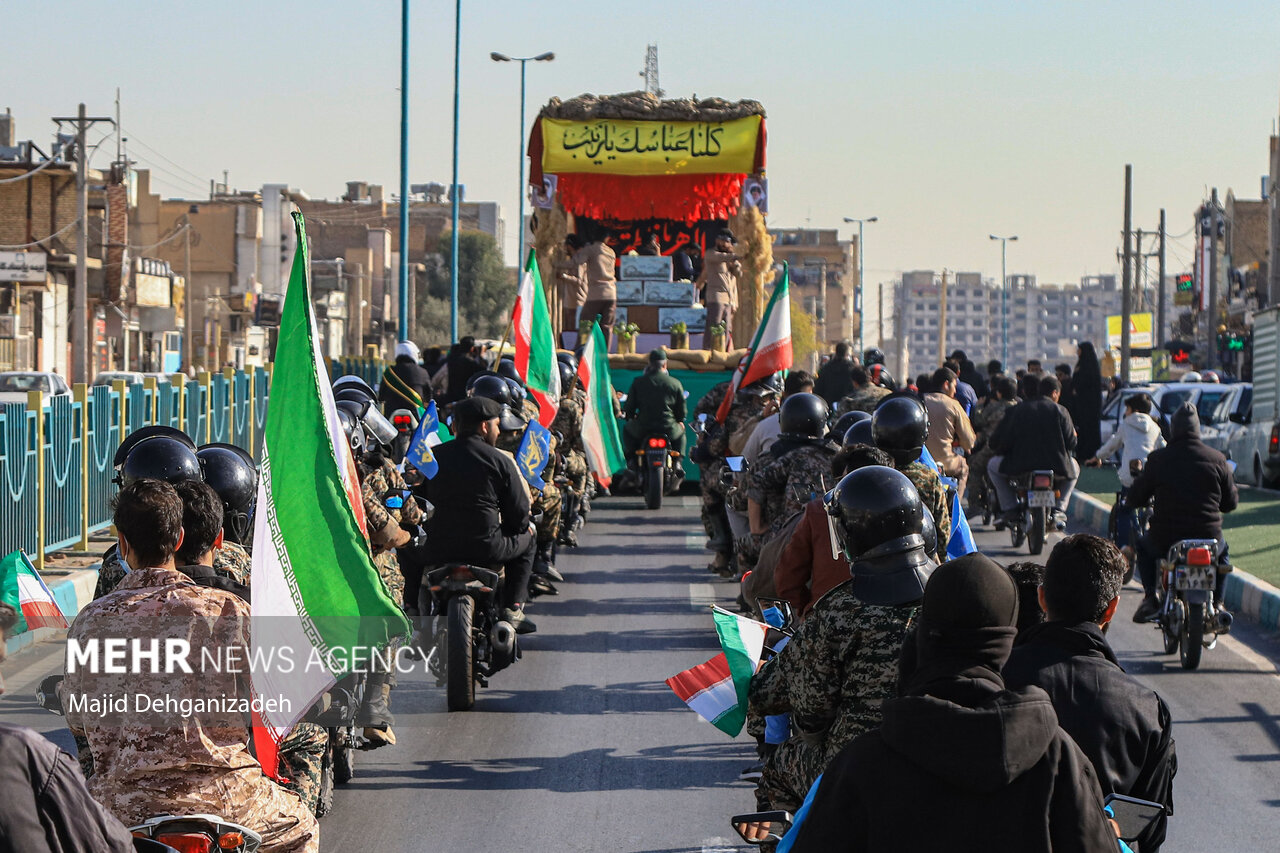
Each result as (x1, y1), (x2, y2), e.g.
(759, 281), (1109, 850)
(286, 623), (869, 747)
(666, 605), (769, 736)
(0, 549), (69, 633)
(406, 400), (442, 479)
(516, 420), (553, 490)
(945, 481), (977, 559)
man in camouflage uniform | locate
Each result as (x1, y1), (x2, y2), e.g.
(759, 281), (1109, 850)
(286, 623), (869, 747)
(277, 723), (329, 816)
(96, 522), (252, 598)
(969, 374), (1018, 509)
(900, 458), (950, 562)
(838, 365), (892, 414)
(63, 480), (318, 852)
(551, 370), (589, 547)
(747, 465), (931, 814)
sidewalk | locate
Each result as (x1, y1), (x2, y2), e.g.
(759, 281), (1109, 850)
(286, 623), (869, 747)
(1067, 484), (1280, 633)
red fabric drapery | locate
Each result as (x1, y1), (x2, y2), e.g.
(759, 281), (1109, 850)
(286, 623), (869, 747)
(555, 173), (746, 224)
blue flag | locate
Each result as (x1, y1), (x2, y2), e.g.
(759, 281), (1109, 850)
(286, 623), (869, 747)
(515, 419), (553, 490)
(940, 474), (977, 559)
(919, 444), (942, 475)
(406, 400), (441, 479)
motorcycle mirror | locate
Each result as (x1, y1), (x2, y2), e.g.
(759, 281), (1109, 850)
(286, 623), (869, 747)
(731, 811), (794, 845)
(756, 597), (795, 630)
(698, 413), (708, 423)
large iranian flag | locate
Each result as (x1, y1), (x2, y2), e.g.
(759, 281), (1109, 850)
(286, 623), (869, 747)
(577, 319), (626, 488)
(251, 212), (411, 739)
(715, 263), (793, 423)
(513, 249), (561, 427)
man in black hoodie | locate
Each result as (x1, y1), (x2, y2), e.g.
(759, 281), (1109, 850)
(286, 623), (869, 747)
(1004, 534), (1176, 850)
(813, 342), (856, 405)
(786, 553), (1116, 852)
(1128, 402), (1238, 623)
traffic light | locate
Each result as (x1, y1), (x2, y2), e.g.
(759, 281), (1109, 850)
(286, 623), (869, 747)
(1166, 340), (1194, 364)
(1175, 273), (1193, 293)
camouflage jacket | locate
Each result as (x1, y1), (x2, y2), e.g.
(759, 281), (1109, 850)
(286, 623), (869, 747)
(838, 384), (891, 414)
(360, 454), (424, 547)
(213, 540), (252, 587)
(972, 398), (1017, 448)
(749, 581), (917, 766)
(712, 394), (769, 460)
(902, 459), (950, 556)
(748, 442), (837, 534)
(551, 391), (584, 454)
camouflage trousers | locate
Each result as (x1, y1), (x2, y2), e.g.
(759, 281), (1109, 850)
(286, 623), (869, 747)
(699, 463), (731, 553)
(757, 734), (828, 812)
(533, 481), (562, 544)
(373, 550), (405, 609)
(563, 450), (589, 494)
(278, 722), (328, 815)
(736, 531), (764, 577)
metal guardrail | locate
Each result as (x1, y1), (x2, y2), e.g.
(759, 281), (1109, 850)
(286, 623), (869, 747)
(0, 368), (274, 569)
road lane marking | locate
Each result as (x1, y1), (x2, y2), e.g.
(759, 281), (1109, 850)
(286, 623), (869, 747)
(686, 532), (705, 551)
(1220, 634), (1280, 678)
(690, 583), (717, 610)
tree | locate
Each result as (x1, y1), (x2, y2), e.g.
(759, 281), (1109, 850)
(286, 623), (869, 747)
(790, 295), (819, 373)
(415, 230), (510, 345)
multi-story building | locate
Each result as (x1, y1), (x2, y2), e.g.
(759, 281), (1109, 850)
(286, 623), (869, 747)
(769, 227), (857, 350)
(897, 270), (1123, 379)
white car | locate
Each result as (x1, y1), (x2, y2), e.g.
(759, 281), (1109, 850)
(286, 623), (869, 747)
(1148, 382), (1236, 428)
(1200, 383), (1251, 455)
(0, 371), (71, 405)
(1098, 385), (1156, 447)
(92, 371), (146, 387)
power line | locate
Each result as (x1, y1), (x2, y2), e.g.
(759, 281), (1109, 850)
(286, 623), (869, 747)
(120, 129), (210, 185)
(0, 217), (81, 249)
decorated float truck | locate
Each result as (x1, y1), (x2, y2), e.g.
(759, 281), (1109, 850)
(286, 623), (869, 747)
(526, 92), (772, 480)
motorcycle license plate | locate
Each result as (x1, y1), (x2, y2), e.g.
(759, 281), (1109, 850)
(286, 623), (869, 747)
(1027, 490), (1055, 508)
(1175, 565), (1216, 591)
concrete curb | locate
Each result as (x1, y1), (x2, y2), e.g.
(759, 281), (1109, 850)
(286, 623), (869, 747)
(1066, 491), (1280, 633)
(4, 566), (98, 658)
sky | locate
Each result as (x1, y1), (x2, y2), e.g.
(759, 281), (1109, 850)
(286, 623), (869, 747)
(6, 0), (1279, 286)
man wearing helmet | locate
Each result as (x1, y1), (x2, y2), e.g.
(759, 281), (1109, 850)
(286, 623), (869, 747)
(862, 348), (899, 392)
(196, 443), (258, 586)
(622, 349), (687, 458)
(871, 395), (951, 560)
(746, 393), (836, 540)
(551, 354), (590, 546)
(748, 465), (932, 816)
(379, 340), (433, 414)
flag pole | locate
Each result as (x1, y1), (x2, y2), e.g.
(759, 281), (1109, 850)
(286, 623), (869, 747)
(495, 247), (535, 363)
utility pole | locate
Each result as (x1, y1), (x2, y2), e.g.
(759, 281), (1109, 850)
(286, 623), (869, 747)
(1121, 165), (1133, 384)
(397, 0), (411, 341)
(184, 220), (192, 368)
(938, 269), (949, 365)
(347, 262), (363, 357)
(1157, 209), (1166, 347)
(877, 282), (885, 350)
(53, 104), (114, 384)
(1134, 229), (1144, 311)
(448, 0), (462, 343)
(1207, 187), (1220, 370)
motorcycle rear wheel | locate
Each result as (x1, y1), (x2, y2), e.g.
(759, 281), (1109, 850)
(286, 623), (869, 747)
(1009, 513), (1026, 548)
(333, 727), (355, 784)
(1180, 602), (1204, 670)
(447, 595), (476, 711)
(1160, 598), (1181, 654)
(644, 466), (663, 510)
(1028, 508), (1046, 555)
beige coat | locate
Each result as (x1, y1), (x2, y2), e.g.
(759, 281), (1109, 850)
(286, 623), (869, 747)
(555, 256), (587, 308)
(698, 249), (741, 307)
(924, 392), (976, 474)
(573, 242), (617, 302)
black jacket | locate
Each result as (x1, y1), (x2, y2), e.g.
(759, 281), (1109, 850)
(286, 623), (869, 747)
(0, 723), (136, 853)
(417, 434), (532, 564)
(379, 356), (433, 412)
(992, 397), (1077, 477)
(1126, 405), (1237, 554)
(444, 353), (486, 405)
(1004, 621), (1176, 851)
(813, 356), (855, 405)
(789, 677), (1116, 852)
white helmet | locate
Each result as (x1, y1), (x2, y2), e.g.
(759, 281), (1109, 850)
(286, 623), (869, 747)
(395, 340), (418, 360)
(1181, 371), (1202, 382)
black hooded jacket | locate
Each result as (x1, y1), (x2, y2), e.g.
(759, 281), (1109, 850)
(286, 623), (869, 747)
(813, 356), (855, 404)
(1127, 402), (1237, 554)
(991, 396), (1078, 477)
(1004, 621), (1176, 851)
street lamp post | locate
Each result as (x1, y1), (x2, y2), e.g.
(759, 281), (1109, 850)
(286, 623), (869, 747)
(989, 234), (1018, 371)
(491, 51), (555, 270)
(397, 0), (410, 342)
(843, 216), (877, 356)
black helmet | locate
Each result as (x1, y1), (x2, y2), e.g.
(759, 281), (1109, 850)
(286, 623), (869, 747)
(196, 444), (257, 544)
(469, 374), (511, 406)
(831, 410), (871, 440)
(503, 377), (528, 407)
(778, 393), (828, 440)
(843, 419), (875, 448)
(743, 373), (783, 397)
(557, 359), (577, 392)
(332, 375), (376, 400)
(335, 401), (368, 457)
(871, 394), (928, 466)
(113, 425), (195, 468)
(334, 387), (374, 406)
(863, 348), (886, 366)
(920, 504), (937, 558)
(556, 351), (578, 373)
(825, 465), (931, 605)
(496, 360), (523, 386)
(117, 436), (203, 487)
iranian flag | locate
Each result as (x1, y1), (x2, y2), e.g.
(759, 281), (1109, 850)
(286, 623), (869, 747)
(250, 212), (411, 744)
(716, 263), (793, 423)
(513, 249), (561, 426)
(0, 549), (69, 632)
(577, 319), (626, 488)
(666, 606), (769, 736)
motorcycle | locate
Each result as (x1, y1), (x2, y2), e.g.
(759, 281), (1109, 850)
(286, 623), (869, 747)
(1107, 459), (1151, 583)
(634, 433), (684, 510)
(420, 563), (519, 711)
(1156, 539), (1232, 670)
(1005, 469), (1060, 555)
(388, 408), (418, 464)
(308, 672), (365, 816)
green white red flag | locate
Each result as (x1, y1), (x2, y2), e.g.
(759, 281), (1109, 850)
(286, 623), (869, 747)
(513, 249), (561, 426)
(576, 319), (626, 488)
(0, 549), (69, 633)
(666, 606), (769, 736)
(716, 263), (793, 423)
(250, 212), (411, 743)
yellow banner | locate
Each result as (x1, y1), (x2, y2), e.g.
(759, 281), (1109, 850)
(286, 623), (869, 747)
(541, 115), (761, 176)
(1106, 312), (1153, 349)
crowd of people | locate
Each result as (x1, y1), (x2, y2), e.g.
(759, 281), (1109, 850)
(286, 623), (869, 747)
(703, 341), (1242, 850)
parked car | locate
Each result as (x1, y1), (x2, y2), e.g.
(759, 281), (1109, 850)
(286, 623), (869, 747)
(92, 371), (146, 387)
(1147, 382), (1236, 431)
(0, 371), (71, 405)
(1200, 383), (1251, 455)
(1098, 385), (1156, 447)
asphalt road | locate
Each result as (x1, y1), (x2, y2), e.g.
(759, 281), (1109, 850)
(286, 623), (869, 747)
(2, 494), (1278, 852)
